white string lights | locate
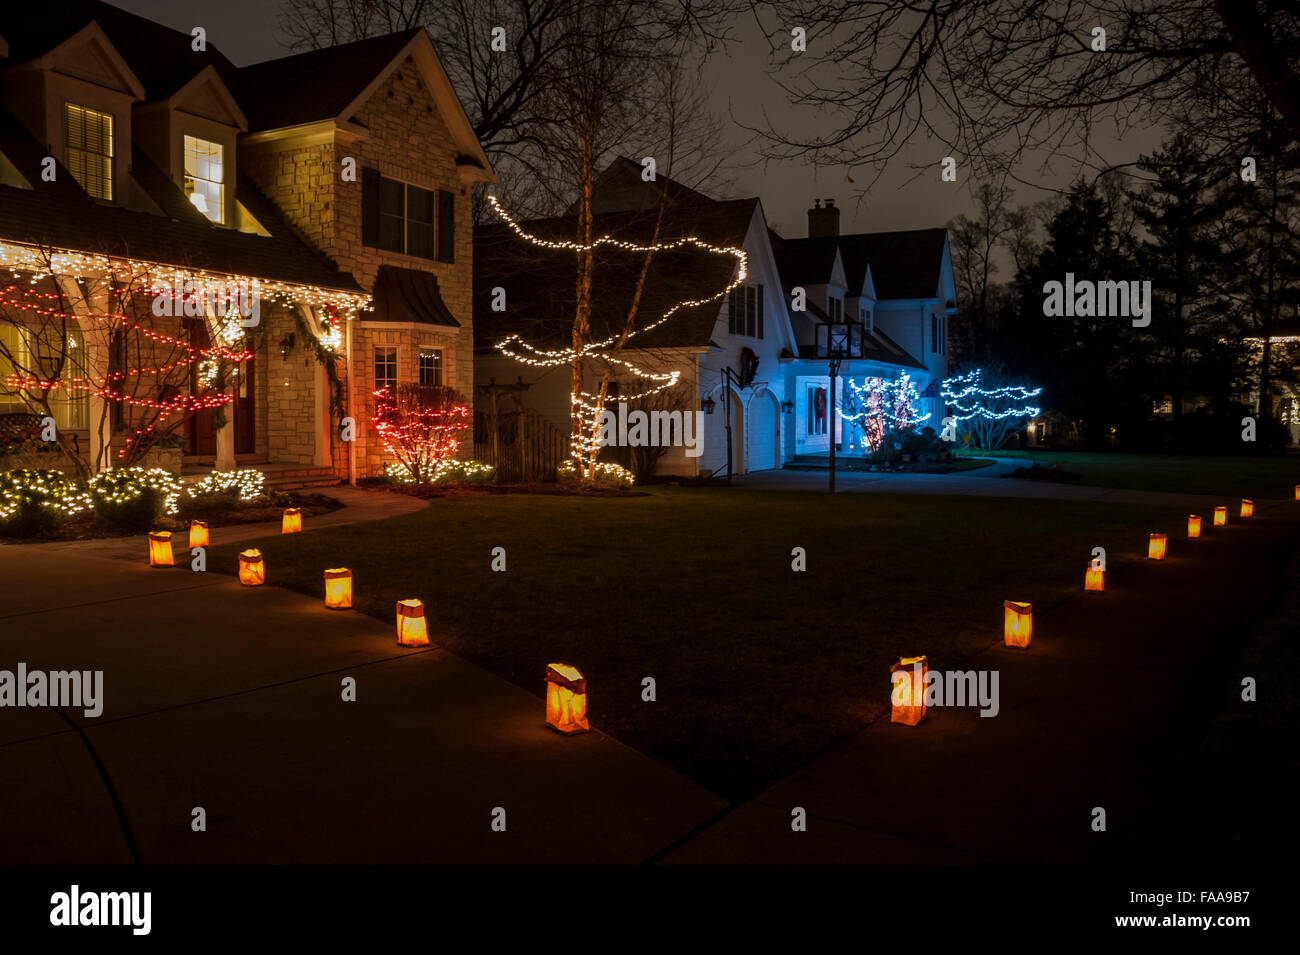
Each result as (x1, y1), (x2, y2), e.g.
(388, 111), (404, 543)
(486, 194), (747, 465)
(839, 373), (932, 450)
(940, 369), (1042, 421)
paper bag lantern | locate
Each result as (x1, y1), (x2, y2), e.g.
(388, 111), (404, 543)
(1240, 499), (1254, 518)
(1294, 485), (1299, 502)
(324, 568), (352, 610)
(281, 507), (302, 534)
(188, 520), (209, 548)
(238, 548), (265, 586)
(148, 531), (174, 567)
(890, 656), (928, 726)
(1003, 601), (1032, 648)
(396, 598), (429, 646)
(545, 663), (589, 734)
(1147, 533), (1167, 560)
(1214, 506), (1227, 526)
(1187, 515), (1201, 539)
(1085, 566), (1105, 592)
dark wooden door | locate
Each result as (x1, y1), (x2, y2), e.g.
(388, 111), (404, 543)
(187, 320), (255, 456)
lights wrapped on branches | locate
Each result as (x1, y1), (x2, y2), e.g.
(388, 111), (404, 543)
(372, 385), (471, 484)
(940, 368), (1042, 450)
(838, 373), (932, 451)
(486, 194), (746, 473)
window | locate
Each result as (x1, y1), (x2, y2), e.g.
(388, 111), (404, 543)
(806, 385), (827, 436)
(829, 296), (843, 322)
(931, 315), (939, 353)
(418, 348), (443, 386)
(363, 169), (454, 261)
(0, 326), (88, 429)
(727, 285), (766, 338)
(183, 135), (225, 223)
(65, 104), (114, 200)
(374, 346), (398, 393)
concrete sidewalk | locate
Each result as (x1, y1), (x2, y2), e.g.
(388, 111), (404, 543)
(736, 458), (1251, 510)
(662, 511), (1299, 864)
(0, 548), (725, 863)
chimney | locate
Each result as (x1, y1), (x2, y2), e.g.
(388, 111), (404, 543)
(808, 198), (840, 238)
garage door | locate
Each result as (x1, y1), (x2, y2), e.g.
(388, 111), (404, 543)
(748, 392), (778, 471)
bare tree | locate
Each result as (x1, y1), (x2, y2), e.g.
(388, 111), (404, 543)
(761, 1), (1300, 188)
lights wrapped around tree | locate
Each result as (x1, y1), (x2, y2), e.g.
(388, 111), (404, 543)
(1214, 507), (1227, 526)
(939, 369), (1042, 449)
(839, 373), (932, 451)
(1187, 515), (1202, 538)
(1085, 566), (1104, 592)
(238, 548), (265, 586)
(396, 598), (429, 647)
(890, 655), (928, 726)
(1003, 601), (1032, 648)
(1148, 533), (1167, 560)
(486, 194), (745, 477)
(323, 568), (352, 610)
(282, 508), (302, 534)
(189, 520), (209, 548)
(545, 663), (589, 735)
(148, 531), (174, 567)
(1240, 499), (1254, 518)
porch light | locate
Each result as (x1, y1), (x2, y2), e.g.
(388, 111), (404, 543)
(702, 396), (716, 415)
(781, 398), (794, 414)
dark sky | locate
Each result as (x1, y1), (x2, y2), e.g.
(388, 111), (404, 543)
(109, 0), (1163, 252)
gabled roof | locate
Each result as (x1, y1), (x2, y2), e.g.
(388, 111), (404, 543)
(0, 1), (238, 101)
(796, 298), (925, 369)
(231, 30), (494, 180)
(584, 156), (717, 215)
(230, 30), (422, 132)
(837, 229), (950, 300)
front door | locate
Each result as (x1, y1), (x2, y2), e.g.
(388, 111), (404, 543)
(187, 320), (255, 456)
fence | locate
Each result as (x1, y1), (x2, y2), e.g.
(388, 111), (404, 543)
(473, 407), (568, 482)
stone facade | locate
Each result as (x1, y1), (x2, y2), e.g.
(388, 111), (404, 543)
(241, 52), (480, 479)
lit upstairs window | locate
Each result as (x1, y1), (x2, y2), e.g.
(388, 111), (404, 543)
(184, 135), (225, 223)
(65, 104), (114, 200)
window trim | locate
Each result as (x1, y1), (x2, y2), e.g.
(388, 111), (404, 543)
(418, 347), (444, 387)
(182, 134), (225, 224)
(374, 345), (398, 393)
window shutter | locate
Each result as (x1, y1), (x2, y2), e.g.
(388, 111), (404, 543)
(437, 189), (455, 263)
(362, 167), (380, 248)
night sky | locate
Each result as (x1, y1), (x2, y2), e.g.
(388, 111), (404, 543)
(109, 0), (1163, 247)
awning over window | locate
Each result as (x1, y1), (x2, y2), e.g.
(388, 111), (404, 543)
(370, 265), (460, 326)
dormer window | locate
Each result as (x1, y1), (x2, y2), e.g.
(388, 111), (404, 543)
(64, 104), (114, 200)
(184, 136), (225, 224)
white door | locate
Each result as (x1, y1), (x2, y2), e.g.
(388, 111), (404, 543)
(748, 392), (778, 471)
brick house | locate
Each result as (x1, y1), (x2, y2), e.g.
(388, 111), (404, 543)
(0, 1), (492, 484)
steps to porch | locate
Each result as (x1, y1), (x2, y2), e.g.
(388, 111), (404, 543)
(181, 460), (342, 490)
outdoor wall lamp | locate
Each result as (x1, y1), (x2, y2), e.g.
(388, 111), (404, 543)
(702, 396), (716, 414)
(279, 332), (296, 359)
(781, 398), (795, 414)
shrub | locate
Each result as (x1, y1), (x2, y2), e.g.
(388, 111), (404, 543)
(558, 460), (635, 488)
(384, 459), (495, 485)
(186, 468), (267, 502)
(0, 469), (88, 536)
(88, 467), (184, 531)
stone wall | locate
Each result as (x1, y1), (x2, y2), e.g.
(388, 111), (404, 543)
(240, 53), (478, 478)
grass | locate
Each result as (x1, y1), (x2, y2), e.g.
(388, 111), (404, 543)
(210, 487), (1190, 801)
(957, 449), (1300, 499)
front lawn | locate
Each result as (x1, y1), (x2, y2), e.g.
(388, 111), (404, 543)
(210, 487), (1189, 800)
(961, 449), (1300, 499)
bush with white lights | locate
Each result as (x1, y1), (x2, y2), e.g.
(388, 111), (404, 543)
(558, 460), (635, 488)
(0, 469), (90, 535)
(186, 468), (267, 502)
(384, 459), (495, 485)
(88, 467), (185, 529)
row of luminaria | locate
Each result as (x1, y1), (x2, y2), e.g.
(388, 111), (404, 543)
(891, 495), (1276, 727)
(144, 507), (588, 736)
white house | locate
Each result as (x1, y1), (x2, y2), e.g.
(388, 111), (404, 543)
(473, 163), (956, 477)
